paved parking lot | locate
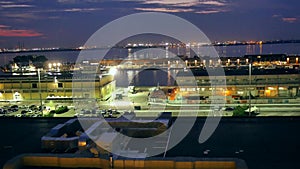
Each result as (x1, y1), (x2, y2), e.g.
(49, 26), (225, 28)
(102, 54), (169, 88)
(2, 87), (300, 118)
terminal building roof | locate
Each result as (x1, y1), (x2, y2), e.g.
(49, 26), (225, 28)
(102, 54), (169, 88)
(177, 67), (300, 77)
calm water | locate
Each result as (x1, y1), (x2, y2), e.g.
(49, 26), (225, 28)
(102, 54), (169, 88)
(1, 43), (300, 65)
(115, 69), (178, 87)
(1, 43), (300, 87)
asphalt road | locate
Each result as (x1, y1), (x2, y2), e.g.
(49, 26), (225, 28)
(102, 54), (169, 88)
(165, 117), (300, 169)
(102, 101), (300, 116)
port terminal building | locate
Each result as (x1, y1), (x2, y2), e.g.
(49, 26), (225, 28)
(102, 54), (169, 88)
(0, 72), (115, 101)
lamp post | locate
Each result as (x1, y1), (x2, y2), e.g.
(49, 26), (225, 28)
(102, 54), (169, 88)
(248, 63), (252, 116)
(37, 68), (43, 111)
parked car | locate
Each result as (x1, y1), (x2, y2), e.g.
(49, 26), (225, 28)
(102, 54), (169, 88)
(11, 105), (18, 109)
(0, 108), (8, 115)
(29, 105), (38, 111)
(8, 108), (17, 112)
(222, 107), (235, 111)
(21, 110), (28, 115)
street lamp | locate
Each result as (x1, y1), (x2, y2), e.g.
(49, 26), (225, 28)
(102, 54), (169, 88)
(248, 63), (252, 116)
(37, 68), (43, 111)
(48, 63), (52, 70)
(57, 62), (61, 72)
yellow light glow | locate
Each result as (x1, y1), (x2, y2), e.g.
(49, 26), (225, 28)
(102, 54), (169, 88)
(78, 141), (86, 147)
(265, 90), (271, 97)
(268, 87), (275, 90)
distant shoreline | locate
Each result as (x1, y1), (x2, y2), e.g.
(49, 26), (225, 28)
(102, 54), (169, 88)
(1, 40), (300, 54)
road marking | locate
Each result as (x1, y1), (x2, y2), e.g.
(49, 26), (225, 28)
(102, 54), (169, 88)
(152, 147), (165, 149)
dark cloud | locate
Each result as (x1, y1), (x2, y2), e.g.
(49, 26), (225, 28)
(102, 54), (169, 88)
(0, 0), (299, 48)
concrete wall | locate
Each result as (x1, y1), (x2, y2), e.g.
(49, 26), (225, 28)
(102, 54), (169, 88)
(4, 154), (109, 169)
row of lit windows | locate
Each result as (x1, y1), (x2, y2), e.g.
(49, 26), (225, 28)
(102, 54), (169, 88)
(178, 86), (294, 93)
(31, 83), (63, 88)
(185, 78), (300, 84)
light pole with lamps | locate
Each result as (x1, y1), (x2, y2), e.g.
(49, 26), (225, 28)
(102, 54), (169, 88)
(248, 63), (252, 116)
(37, 68), (43, 111)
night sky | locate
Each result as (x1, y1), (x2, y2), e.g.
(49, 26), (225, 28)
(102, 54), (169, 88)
(0, 0), (300, 48)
